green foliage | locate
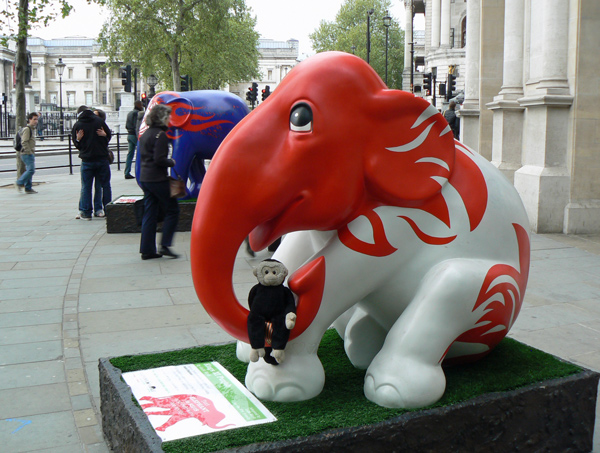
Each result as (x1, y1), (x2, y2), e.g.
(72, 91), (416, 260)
(95, 0), (260, 91)
(310, 0), (404, 89)
(111, 330), (580, 452)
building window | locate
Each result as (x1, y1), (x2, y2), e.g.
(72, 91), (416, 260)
(49, 92), (57, 104)
(33, 93), (40, 104)
(268, 69), (273, 80)
(100, 66), (107, 77)
(33, 68), (38, 79)
(101, 92), (107, 104)
(461, 17), (467, 48)
(67, 91), (76, 107)
(85, 92), (93, 105)
(68, 68), (73, 79)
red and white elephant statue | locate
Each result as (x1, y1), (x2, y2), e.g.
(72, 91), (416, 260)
(190, 51), (530, 409)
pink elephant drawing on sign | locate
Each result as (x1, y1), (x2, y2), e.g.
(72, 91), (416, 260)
(139, 394), (234, 431)
(190, 51), (531, 409)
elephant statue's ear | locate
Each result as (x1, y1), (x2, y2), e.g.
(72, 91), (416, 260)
(363, 90), (456, 206)
(167, 96), (193, 129)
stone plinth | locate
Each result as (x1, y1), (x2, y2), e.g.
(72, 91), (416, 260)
(105, 198), (196, 234)
(99, 355), (598, 453)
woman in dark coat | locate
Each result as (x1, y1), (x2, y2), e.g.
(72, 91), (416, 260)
(138, 104), (180, 260)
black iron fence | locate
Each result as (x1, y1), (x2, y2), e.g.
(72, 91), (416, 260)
(0, 132), (130, 176)
(0, 112), (80, 138)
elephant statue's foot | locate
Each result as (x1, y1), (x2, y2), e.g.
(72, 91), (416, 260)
(343, 306), (387, 369)
(364, 356), (446, 409)
(245, 353), (325, 402)
(236, 341), (252, 363)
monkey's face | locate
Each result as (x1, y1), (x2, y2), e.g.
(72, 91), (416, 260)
(254, 260), (288, 286)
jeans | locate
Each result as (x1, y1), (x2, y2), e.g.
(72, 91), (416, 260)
(125, 135), (137, 176)
(79, 161), (112, 216)
(139, 181), (180, 255)
(16, 153), (35, 190)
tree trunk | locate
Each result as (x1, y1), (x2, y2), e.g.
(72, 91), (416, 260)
(15, 0), (28, 131)
(171, 44), (180, 90)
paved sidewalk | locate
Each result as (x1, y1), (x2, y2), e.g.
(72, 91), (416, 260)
(1, 172), (599, 452)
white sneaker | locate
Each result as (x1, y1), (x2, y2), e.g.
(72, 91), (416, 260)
(94, 210), (106, 218)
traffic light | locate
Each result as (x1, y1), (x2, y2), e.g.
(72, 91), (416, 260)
(246, 86), (253, 102)
(180, 75), (190, 92)
(447, 73), (457, 101)
(141, 92), (148, 108)
(121, 65), (131, 92)
(261, 85), (271, 101)
(423, 73), (432, 94)
(25, 51), (32, 85)
(251, 82), (258, 102)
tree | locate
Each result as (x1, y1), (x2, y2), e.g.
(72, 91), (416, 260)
(95, 0), (261, 91)
(1, 0), (72, 132)
(310, 0), (404, 90)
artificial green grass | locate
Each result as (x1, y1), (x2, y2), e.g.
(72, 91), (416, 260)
(110, 330), (581, 453)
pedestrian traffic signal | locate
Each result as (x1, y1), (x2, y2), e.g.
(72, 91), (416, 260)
(181, 75), (190, 92)
(121, 65), (132, 92)
(447, 73), (457, 101)
(261, 85), (271, 101)
(423, 73), (432, 93)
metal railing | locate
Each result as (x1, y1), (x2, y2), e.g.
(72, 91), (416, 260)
(0, 132), (130, 176)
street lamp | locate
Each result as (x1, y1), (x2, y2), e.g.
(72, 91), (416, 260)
(366, 9), (374, 64)
(56, 57), (66, 141)
(147, 74), (158, 99)
(383, 11), (392, 86)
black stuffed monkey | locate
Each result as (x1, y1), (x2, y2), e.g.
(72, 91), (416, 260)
(247, 259), (296, 365)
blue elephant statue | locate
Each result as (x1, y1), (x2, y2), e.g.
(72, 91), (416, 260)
(136, 90), (249, 199)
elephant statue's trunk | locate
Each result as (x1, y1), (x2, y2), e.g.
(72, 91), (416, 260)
(190, 148), (326, 344)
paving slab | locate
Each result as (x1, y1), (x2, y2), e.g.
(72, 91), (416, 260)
(2, 173), (600, 451)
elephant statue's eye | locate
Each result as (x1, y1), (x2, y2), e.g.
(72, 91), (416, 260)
(290, 104), (312, 132)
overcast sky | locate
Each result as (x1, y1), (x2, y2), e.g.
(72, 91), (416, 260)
(28, 0), (409, 58)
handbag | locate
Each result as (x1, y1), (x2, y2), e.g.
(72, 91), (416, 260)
(108, 149), (115, 164)
(169, 169), (186, 198)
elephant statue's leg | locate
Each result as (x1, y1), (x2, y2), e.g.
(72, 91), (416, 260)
(245, 236), (390, 402)
(364, 259), (491, 409)
(342, 305), (387, 369)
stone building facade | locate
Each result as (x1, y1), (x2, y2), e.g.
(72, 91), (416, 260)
(0, 37), (300, 127)
(403, 0), (466, 107)
(414, 0), (600, 234)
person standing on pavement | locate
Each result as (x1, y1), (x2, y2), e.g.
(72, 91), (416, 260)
(138, 104), (180, 260)
(443, 101), (460, 140)
(124, 100), (144, 180)
(15, 112), (39, 194)
(72, 105), (112, 220)
(90, 108), (112, 217)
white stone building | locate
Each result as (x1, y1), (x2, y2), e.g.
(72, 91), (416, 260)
(0, 36), (300, 128)
(228, 38), (300, 106)
(403, 0), (466, 107)
(413, 0), (600, 235)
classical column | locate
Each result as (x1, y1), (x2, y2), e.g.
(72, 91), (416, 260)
(92, 63), (98, 105)
(39, 61), (47, 103)
(458, 0), (480, 150)
(440, 0), (451, 47)
(403, 0), (413, 91)
(513, 0), (573, 233)
(106, 68), (111, 108)
(486, 0), (525, 182)
(431, 0), (441, 49)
